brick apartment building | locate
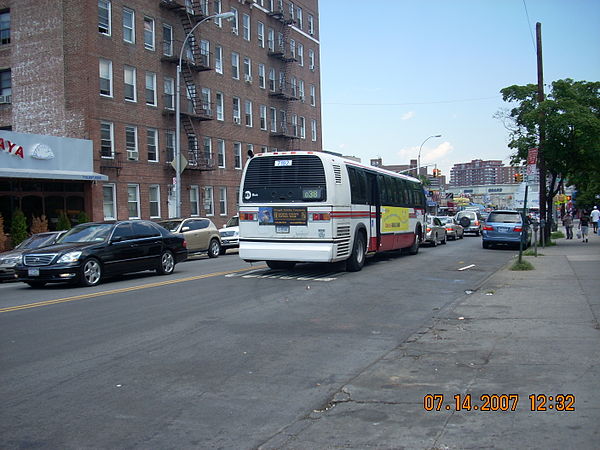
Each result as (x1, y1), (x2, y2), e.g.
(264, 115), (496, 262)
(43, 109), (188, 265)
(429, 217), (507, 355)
(449, 159), (521, 186)
(0, 0), (322, 229)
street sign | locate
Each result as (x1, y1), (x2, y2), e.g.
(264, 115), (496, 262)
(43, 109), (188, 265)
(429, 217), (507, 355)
(170, 153), (188, 174)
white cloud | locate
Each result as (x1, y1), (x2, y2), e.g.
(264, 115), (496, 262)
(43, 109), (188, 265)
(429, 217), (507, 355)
(401, 111), (415, 121)
(422, 141), (454, 164)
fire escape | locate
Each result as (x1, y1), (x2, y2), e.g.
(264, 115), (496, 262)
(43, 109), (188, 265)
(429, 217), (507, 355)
(160, 0), (215, 170)
(267, 2), (298, 146)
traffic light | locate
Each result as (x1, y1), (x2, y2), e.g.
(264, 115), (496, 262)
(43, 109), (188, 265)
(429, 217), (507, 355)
(432, 169), (441, 177)
(514, 173), (523, 183)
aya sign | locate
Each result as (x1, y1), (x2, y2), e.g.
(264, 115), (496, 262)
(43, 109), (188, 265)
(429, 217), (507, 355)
(0, 137), (25, 158)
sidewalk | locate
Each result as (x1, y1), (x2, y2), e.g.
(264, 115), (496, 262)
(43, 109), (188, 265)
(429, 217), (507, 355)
(262, 234), (600, 449)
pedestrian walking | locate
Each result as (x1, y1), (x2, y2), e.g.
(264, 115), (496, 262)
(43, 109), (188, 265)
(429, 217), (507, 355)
(579, 211), (590, 243)
(562, 212), (574, 239)
(591, 206), (600, 234)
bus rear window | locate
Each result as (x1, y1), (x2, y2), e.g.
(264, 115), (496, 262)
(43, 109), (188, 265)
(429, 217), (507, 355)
(242, 155), (327, 203)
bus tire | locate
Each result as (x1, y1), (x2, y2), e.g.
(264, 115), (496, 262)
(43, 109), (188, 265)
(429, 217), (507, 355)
(266, 260), (296, 270)
(346, 231), (366, 272)
(408, 230), (420, 255)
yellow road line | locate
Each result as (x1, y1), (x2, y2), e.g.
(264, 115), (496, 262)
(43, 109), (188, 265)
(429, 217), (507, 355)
(0, 265), (266, 314)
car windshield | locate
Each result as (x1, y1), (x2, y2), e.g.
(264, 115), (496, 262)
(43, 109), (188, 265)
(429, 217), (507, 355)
(60, 223), (114, 243)
(225, 216), (239, 227)
(488, 212), (522, 223)
(156, 220), (182, 232)
(439, 217), (454, 224)
(15, 233), (59, 249)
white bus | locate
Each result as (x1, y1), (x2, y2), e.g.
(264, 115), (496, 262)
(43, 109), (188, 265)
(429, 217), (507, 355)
(238, 151), (426, 271)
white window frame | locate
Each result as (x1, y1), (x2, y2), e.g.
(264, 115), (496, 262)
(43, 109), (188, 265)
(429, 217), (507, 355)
(149, 184), (161, 218)
(125, 125), (138, 160)
(308, 14), (314, 35)
(242, 13), (250, 41)
(99, 58), (113, 97)
(232, 96), (241, 124)
(231, 52), (240, 79)
(267, 28), (274, 51)
(243, 57), (252, 81)
(311, 119), (317, 142)
(299, 116), (305, 139)
(100, 121), (114, 158)
(298, 79), (305, 102)
(310, 84), (316, 106)
(297, 43), (304, 66)
(268, 67), (276, 91)
(123, 7), (135, 43)
(145, 71), (157, 106)
(244, 100), (253, 127)
(147, 127), (159, 162)
(190, 185), (200, 216)
(98, 0), (111, 36)
(308, 48), (315, 71)
(143, 16), (155, 51)
(214, 0), (223, 27)
(204, 186), (214, 216)
(103, 183), (117, 220)
(258, 63), (266, 89)
(215, 45), (223, 74)
(164, 76), (174, 109)
(219, 187), (227, 216)
(296, 7), (303, 29)
(216, 91), (224, 121)
(230, 7), (238, 34)
(203, 136), (212, 164)
(269, 107), (277, 132)
(127, 184), (141, 219)
(257, 21), (265, 48)
(163, 23), (173, 56)
(217, 139), (226, 168)
(234, 142), (242, 169)
(124, 65), (136, 102)
(166, 130), (175, 162)
(259, 105), (267, 130)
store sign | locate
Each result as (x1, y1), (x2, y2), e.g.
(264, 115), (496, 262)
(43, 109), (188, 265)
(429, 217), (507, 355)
(0, 137), (25, 158)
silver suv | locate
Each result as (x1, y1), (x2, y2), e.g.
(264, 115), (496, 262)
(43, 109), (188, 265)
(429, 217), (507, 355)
(455, 210), (483, 236)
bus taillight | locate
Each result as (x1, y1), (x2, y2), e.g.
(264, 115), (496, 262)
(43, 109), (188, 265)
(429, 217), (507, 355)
(240, 212), (257, 221)
(311, 213), (331, 221)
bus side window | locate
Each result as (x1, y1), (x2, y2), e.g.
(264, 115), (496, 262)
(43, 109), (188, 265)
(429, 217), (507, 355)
(348, 167), (366, 204)
(398, 179), (408, 206)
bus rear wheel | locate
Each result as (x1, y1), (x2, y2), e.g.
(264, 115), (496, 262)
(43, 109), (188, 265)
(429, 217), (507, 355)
(346, 232), (366, 272)
(266, 261), (296, 270)
(408, 231), (420, 255)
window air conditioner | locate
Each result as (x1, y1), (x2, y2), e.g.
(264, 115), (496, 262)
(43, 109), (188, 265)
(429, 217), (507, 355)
(231, 27), (238, 35)
(233, 117), (241, 124)
(0, 95), (12, 104)
(244, 74), (253, 83)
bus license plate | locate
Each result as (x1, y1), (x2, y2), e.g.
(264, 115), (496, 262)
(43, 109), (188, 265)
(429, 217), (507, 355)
(28, 268), (40, 276)
(276, 225), (290, 233)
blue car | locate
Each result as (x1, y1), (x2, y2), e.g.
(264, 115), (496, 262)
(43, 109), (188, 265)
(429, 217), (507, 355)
(482, 210), (531, 249)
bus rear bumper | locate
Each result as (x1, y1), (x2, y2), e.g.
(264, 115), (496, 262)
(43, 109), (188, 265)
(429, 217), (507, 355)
(239, 240), (336, 263)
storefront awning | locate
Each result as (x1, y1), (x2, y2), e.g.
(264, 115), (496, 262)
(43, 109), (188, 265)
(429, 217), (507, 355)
(0, 168), (108, 181)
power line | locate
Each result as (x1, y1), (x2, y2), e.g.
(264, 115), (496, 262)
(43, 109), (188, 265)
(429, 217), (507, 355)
(324, 96), (500, 107)
(522, 0), (537, 52)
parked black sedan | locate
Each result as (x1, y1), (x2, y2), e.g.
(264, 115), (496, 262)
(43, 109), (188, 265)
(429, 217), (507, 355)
(15, 220), (188, 288)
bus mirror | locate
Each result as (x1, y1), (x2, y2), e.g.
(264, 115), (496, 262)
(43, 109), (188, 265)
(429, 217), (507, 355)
(247, 149), (254, 159)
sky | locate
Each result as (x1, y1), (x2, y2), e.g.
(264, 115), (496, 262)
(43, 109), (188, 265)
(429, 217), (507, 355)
(318, 0), (600, 178)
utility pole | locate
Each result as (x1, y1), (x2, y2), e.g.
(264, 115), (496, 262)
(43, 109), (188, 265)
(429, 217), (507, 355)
(536, 22), (547, 241)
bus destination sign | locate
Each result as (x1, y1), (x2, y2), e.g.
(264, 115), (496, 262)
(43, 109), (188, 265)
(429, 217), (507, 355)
(271, 207), (307, 226)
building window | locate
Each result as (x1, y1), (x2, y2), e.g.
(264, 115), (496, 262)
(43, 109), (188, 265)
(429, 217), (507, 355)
(308, 49), (315, 71)
(231, 52), (240, 79)
(259, 105), (267, 130)
(243, 57), (252, 82)
(217, 139), (225, 168)
(232, 97), (241, 124)
(190, 185), (200, 216)
(268, 68), (275, 91)
(122, 7), (135, 43)
(0, 69), (10, 99)
(244, 100), (253, 127)
(127, 184), (140, 219)
(98, 0), (111, 35)
(149, 185), (160, 218)
(219, 187), (227, 216)
(269, 107), (277, 132)
(311, 119), (317, 141)
(216, 91), (224, 120)
(201, 87), (211, 114)
(125, 125), (138, 160)
(296, 7), (303, 29)
(297, 43), (303, 66)
(291, 114), (298, 137)
(290, 38), (296, 59)
(164, 77), (174, 109)
(214, 0), (223, 26)
(299, 116), (305, 139)
(100, 121), (114, 158)
(230, 7), (238, 34)
(204, 186), (214, 216)
(147, 128), (158, 162)
(257, 21), (264, 48)
(203, 136), (212, 163)
(291, 76), (297, 97)
(308, 14), (314, 35)
(99, 58), (112, 97)
(267, 28), (274, 51)
(124, 66), (136, 102)
(103, 184), (116, 220)
(310, 84), (316, 106)
(234, 142), (242, 169)
(0, 11), (10, 45)
(258, 64), (266, 89)
(298, 79), (305, 102)
(145, 72), (156, 105)
(215, 45), (223, 74)
(242, 13), (250, 40)
(163, 24), (173, 56)
(143, 17), (155, 50)
(200, 39), (210, 67)
(165, 130), (174, 162)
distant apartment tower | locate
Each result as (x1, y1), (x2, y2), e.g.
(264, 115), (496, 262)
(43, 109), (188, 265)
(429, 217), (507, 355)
(450, 159), (520, 186)
(0, 0), (322, 228)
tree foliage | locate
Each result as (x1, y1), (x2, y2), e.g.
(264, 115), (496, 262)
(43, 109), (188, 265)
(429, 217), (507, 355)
(10, 209), (29, 247)
(56, 211), (72, 231)
(499, 78), (600, 211)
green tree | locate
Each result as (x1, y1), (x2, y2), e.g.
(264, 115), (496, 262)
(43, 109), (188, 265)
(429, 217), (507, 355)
(56, 211), (72, 231)
(76, 211), (90, 225)
(499, 79), (600, 232)
(10, 209), (29, 247)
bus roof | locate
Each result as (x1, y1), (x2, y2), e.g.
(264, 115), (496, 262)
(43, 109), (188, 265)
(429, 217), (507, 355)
(251, 151), (422, 184)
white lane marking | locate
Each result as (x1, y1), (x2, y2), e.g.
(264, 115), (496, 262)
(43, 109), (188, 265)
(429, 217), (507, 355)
(458, 264), (476, 271)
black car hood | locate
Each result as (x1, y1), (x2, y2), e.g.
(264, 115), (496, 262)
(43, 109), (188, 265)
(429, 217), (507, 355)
(22, 241), (104, 255)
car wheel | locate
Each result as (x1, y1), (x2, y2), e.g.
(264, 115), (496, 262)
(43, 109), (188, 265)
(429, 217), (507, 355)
(441, 234), (447, 245)
(482, 241), (490, 249)
(266, 260), (296, 270)
(346, 231), (366, 272)
(430, 236), (437, 247)
(208, 239), (220, 258)
(157, 250), (175, 275)
(459, 232), (464, 239)
(26, 281), (46, 288)
(80, 258), (102, 287)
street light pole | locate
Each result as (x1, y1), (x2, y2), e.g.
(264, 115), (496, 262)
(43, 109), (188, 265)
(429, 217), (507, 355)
(175, 11), (236, 218)
(417, 134), (442, 180)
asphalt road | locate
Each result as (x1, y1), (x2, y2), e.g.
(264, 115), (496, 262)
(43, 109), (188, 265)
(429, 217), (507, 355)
(0, 236), (516, 449)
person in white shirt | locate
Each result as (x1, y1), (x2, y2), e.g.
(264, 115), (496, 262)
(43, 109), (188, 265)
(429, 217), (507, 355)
(591, 206), (600, 234)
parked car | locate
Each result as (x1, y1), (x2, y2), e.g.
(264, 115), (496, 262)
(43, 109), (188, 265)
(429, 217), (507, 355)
(455, 210), (483, 235)
(15, 220), (187, 288)
(156, 217), (221, 257)
(0, 231), (65, 281)
(437, 216), (464, 240)
(424, 216), (447, 246)
(218, 215), (239, 255)
(482, 210), (532, 249)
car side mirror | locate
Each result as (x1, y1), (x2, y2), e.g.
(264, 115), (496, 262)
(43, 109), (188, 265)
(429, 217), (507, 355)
(181, 226), (190, 232)
(111, 236), (124, 243)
